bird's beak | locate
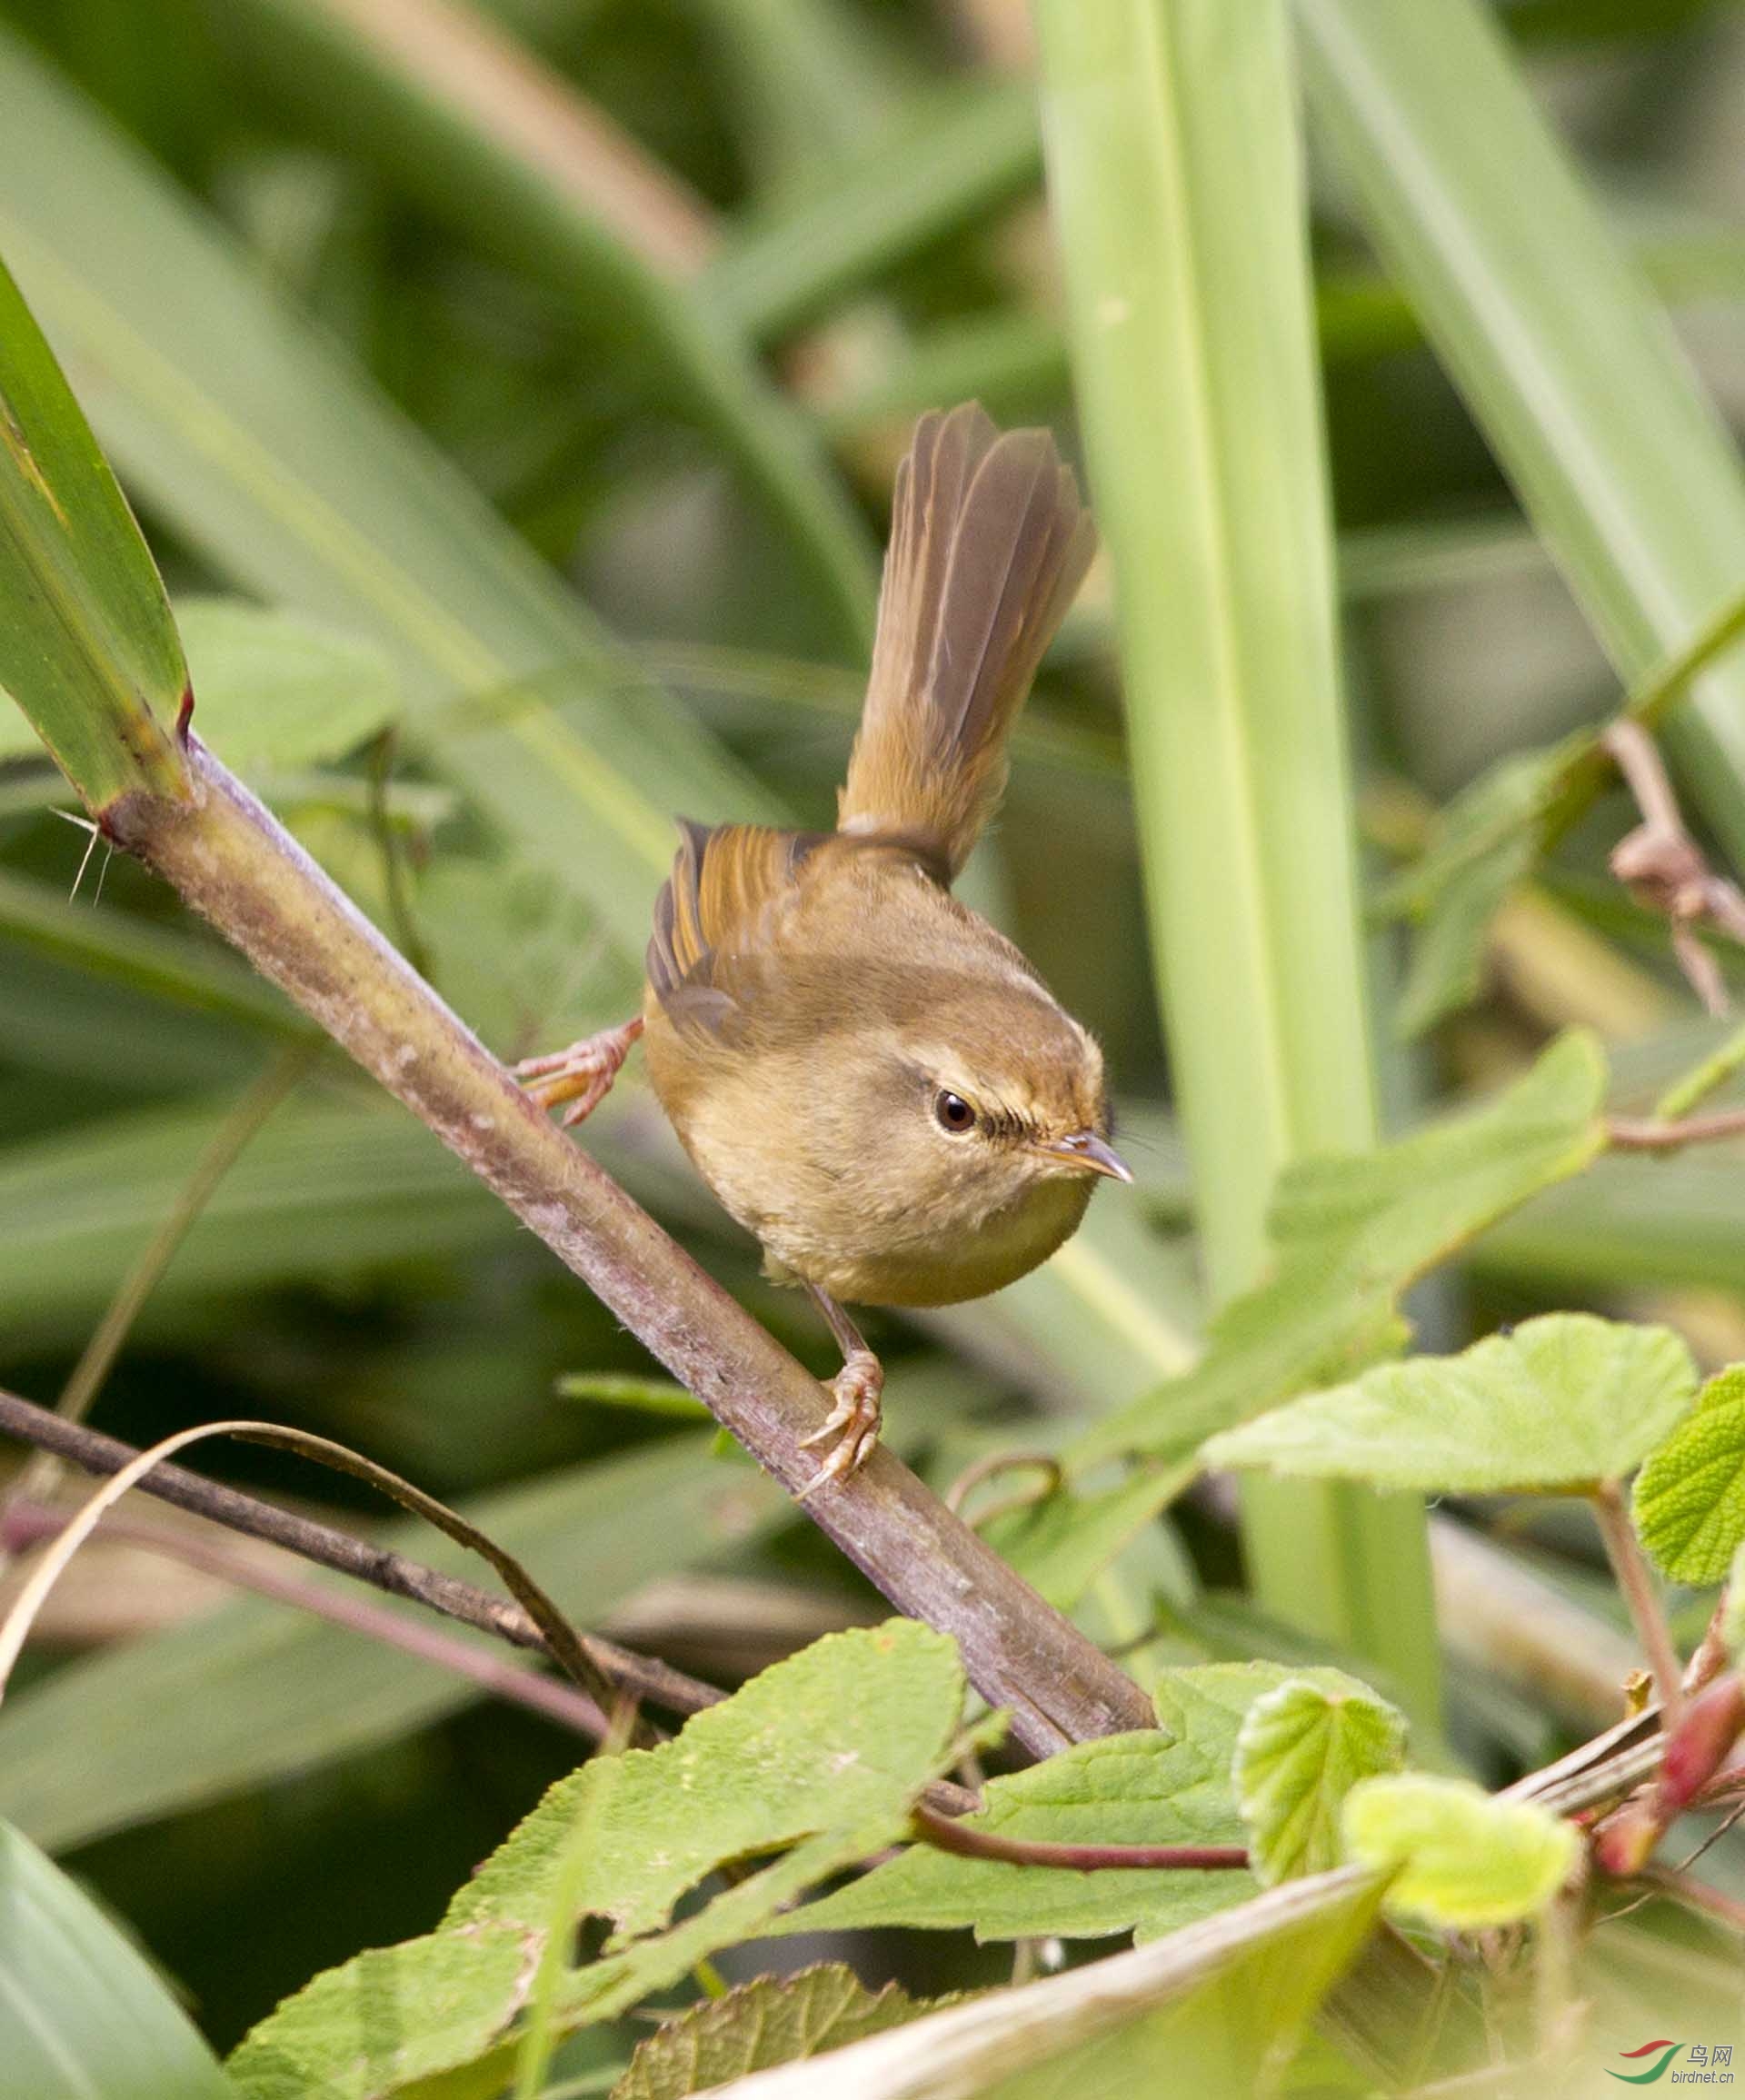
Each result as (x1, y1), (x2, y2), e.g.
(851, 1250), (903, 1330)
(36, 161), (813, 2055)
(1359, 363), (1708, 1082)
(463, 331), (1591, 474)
(1037, 1130), (1133, 1182)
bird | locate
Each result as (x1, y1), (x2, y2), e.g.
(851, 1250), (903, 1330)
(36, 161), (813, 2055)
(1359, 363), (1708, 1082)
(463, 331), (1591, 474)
(517, 403), (1127, 1492)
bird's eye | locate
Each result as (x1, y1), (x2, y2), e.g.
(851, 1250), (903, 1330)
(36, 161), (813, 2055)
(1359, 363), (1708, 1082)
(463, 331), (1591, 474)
(933, 1090), (976, 1134)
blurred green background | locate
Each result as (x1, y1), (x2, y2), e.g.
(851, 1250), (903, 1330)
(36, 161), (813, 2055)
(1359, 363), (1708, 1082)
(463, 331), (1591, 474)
(5, 0), (1745, 2063)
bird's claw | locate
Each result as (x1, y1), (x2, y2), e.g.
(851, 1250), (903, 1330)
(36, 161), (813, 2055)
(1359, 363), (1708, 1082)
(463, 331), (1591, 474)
(514, 1017), (643, 1129)
(796, 1350), (883, 1498)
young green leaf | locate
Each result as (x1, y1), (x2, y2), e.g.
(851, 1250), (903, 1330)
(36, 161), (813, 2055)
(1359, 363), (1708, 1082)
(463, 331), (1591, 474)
(229, 1623), (969, 2100)
(613, 1965), (943, 2099)
(1076, 1031), (1610, 1468)
(1633, 1364), (1745, 1585)
(1205, 1313), (1697, 1496)
(556, 1373), (711, 1420)
(1233, 1674), (1408, 1886)
(0, 253), (186, 810)
(1341, 1775), (1577, 1931)
(1381, 741), (1579, 1037)
(175, 599), (398, 772)
(0, 1817), (232, 2099)
(779, 1665), (1333, 1946)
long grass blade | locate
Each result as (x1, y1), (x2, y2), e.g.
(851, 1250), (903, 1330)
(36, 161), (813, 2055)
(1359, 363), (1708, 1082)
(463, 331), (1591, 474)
(1035, 0), (1437, 1717)
(1297, 0), (1745, 864)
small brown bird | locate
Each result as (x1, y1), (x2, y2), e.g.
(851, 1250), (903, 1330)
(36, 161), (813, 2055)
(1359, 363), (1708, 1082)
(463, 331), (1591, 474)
(518, 403), (1127, 1489)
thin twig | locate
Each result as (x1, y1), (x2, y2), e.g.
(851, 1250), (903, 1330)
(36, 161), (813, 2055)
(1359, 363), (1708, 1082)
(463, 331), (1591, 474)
(1636, 1865), (1745, 1935)
(1653, 1019), (1745, 1122)
(1590, 1483), (1684, 1729)
(1607, 1107), (1745, 1150)
(2, 1498), (608, 1737)
(1602, 720), (1745, 1014)
(366, 726), (433, 980)
(910, 1800), (1247, 1873)
(0, 1387), (717, 1718)
(943, 1450), (1062, 1532)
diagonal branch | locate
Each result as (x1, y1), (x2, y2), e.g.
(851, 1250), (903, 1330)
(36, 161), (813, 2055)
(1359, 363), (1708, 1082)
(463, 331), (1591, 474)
(95, 740), (1152, 1756)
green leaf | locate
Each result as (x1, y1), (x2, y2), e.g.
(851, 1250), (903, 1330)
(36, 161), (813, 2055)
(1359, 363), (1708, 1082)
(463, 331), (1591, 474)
(611, 1966), (941, 2099)
(1633, 1364), (1745, 1585)
(1077, 1031), (1610, 1469)
(703, 77), (1041, 341)
(228, 1624), (968, 2100)
(556, 1374), (711, 1421)
(0, 27), (775, 957)
(227, 1926), (532, 2100)
(1208, 1312), (1698, 1495)
(1383, 742), (1578, 1038)
(177, 597), (398, 772)
(0, 595), (400, 774)
(781, 1665), (1327, 1945)
(0, 251), (186, 809)
(1341, 1775), (1577, 1930)
(0, 1435), (784, 1852)
(1233, 1674), (1408, 1887)
(1297, 0), (1745, 867)
(0, 1817), (232, 2098)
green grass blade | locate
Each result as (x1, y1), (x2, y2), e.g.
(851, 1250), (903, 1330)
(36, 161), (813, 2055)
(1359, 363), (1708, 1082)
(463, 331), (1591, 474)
(0, 1819), (232, 2096)
(703, 76), (1042, 341)
(0, 27), (776, 956)
(0, 864), (303, 1040)
(1297, 0), (1745, 863)
(0, 256), (186, 811)
(1035, 0), (1436, 1717)
(220, 0), (877, 653)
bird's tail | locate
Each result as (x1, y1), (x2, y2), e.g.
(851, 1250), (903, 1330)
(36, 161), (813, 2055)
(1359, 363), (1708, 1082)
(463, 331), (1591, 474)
(837, 402), (1095, 880)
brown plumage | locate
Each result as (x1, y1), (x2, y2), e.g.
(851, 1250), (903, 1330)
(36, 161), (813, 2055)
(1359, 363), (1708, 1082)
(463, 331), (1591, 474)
(519, 403), (1120, 1490)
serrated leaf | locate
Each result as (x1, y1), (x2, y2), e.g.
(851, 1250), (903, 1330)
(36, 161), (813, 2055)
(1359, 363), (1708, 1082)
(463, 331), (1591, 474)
(1206, 1313), (1697, 1494)
(1341, 1776), (1577, 1930)
(228, 1624), (968, 2100)
(0, 1817), (232, 2099)
(613, 1965), (942, 2099)
(1233, 1675), (1408, 1886)
(1633, 1364), (1745, 1585)
(225, 1926), (531, 2100)
(1077, 1031), (1609, 1468)
(778, 1665), (1340, 1946)
(0, 251), (186, 808)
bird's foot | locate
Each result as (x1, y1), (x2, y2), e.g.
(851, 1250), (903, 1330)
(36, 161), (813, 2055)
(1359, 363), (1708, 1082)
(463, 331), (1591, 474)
(796, 1349), (884, 1498)
(514, 1015), (644, 1129)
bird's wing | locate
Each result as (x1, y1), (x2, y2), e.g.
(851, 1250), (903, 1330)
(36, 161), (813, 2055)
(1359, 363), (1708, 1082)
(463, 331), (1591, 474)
(646, 819), (830, 1040)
